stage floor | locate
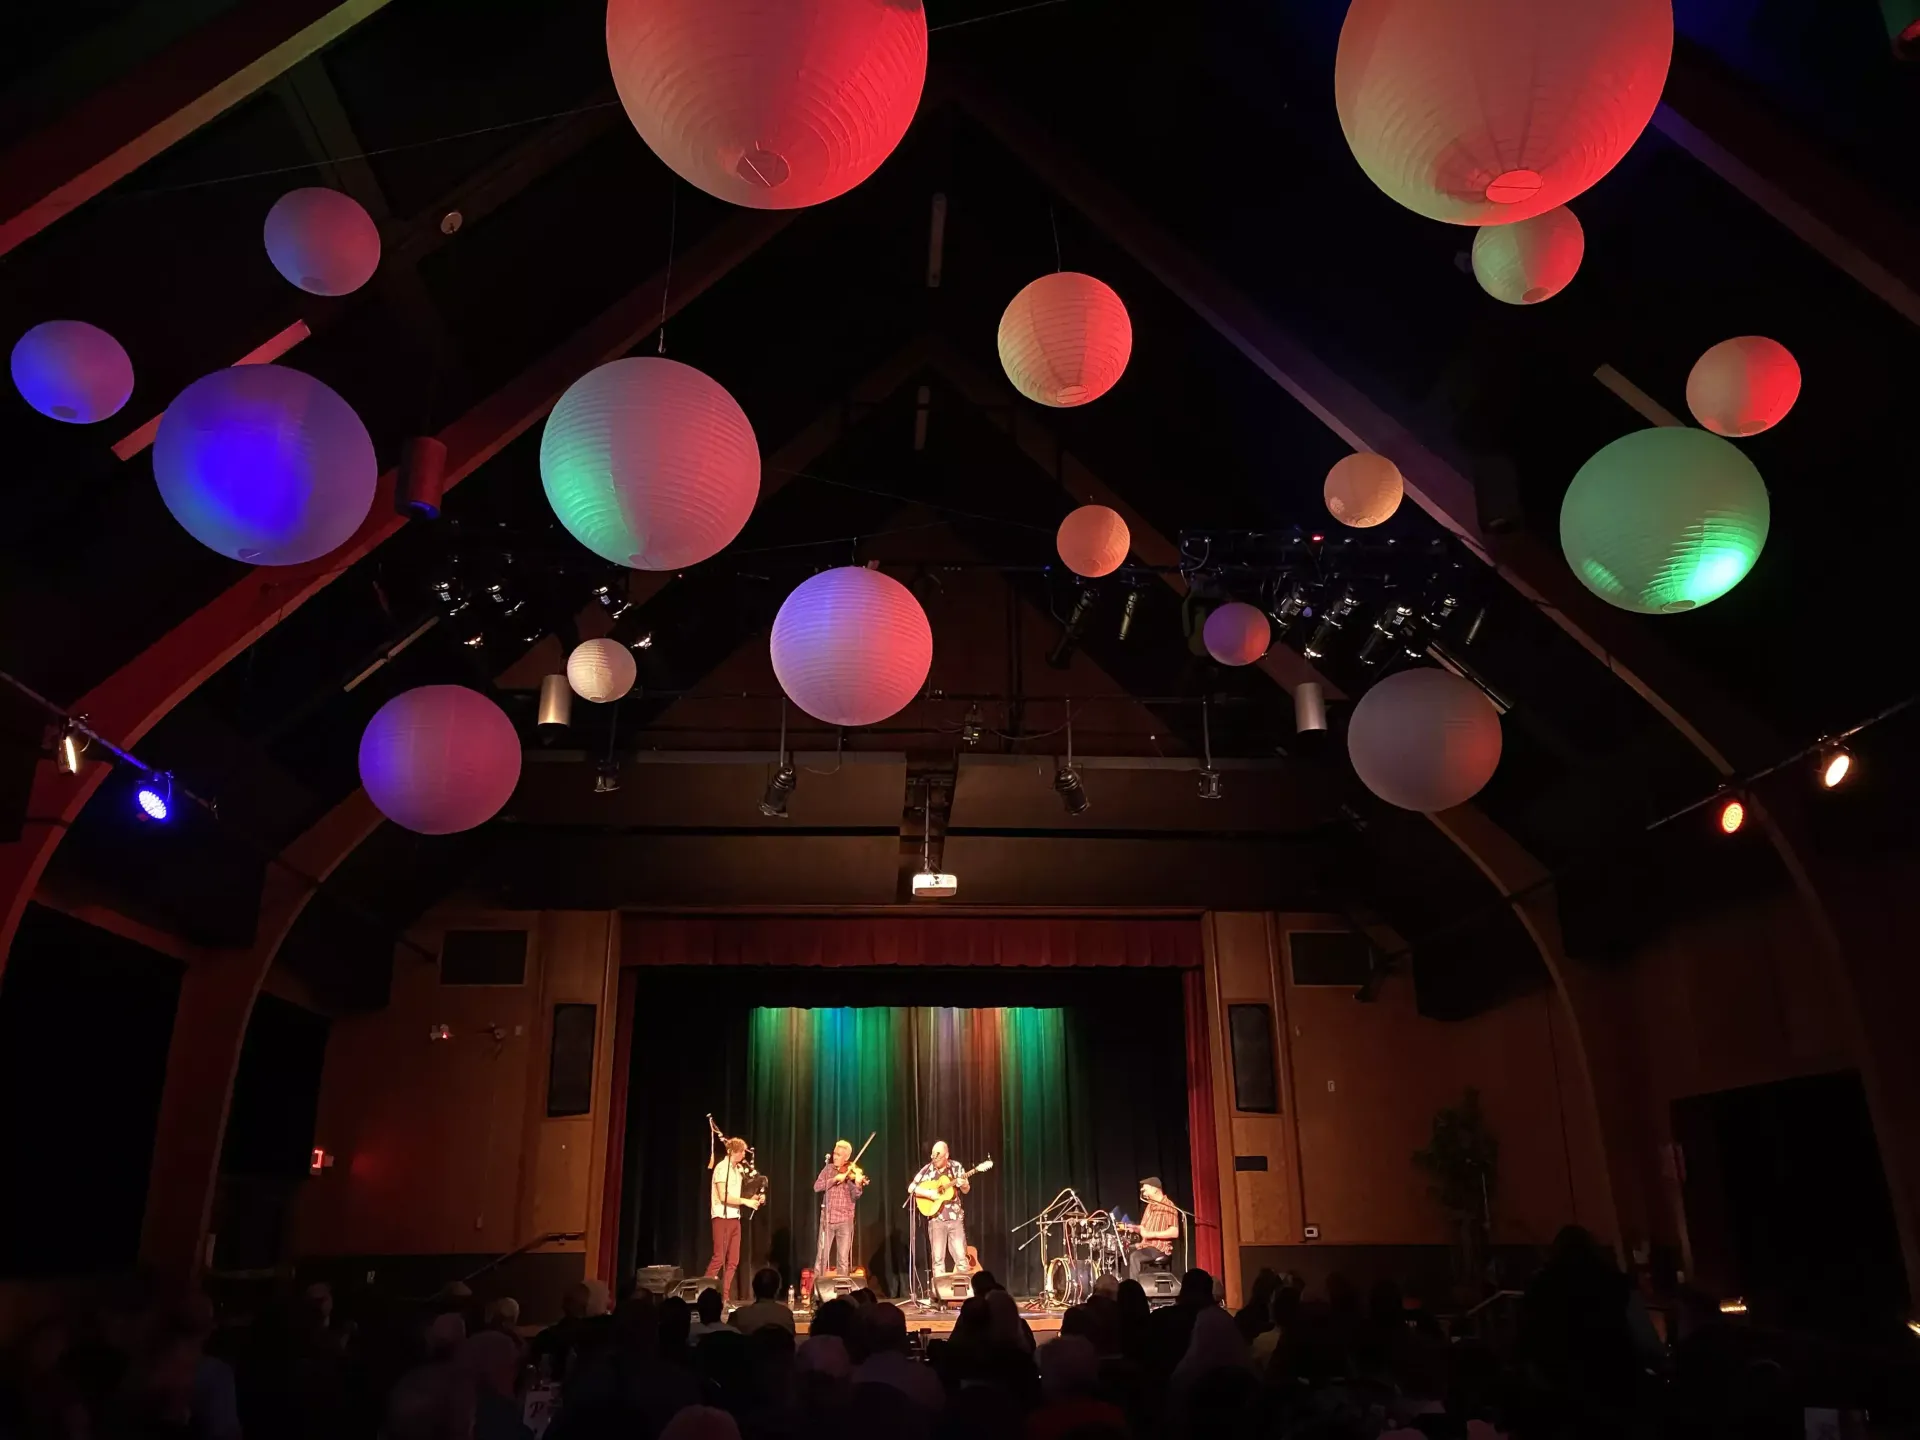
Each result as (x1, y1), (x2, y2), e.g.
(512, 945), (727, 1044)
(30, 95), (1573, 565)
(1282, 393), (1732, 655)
(791, 1297), (1060, 1337)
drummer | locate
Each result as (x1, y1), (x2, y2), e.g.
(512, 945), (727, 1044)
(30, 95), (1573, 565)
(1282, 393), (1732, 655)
(1129, 1177), (1181, 1278)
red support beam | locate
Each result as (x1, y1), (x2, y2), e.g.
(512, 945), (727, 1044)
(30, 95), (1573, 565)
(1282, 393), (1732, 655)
(0, 0), (394, 258)
(0, 207), (794, 974)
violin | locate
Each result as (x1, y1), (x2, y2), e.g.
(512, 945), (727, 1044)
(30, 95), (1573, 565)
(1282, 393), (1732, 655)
(827, 1131), (877, 1187)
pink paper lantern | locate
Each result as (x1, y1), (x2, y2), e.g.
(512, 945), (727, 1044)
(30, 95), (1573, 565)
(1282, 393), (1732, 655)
(606, 0), (927, 209)
(541, 357), (760, 571)
(771, 566), (932, 727)
(1685, 336), (1801, 437)
(1203, 602), (1271, 667)
(358, 685), (522, 835)
(264, 188), (381, 296)
(10, 320), (134, 423)
(998, 273), (1132, 408)
(1056, 504), (1130, 578)
(1471, 206), (1585, 304)
(1347, 668), (1503, 812)
(1336, 0), (1672, 225)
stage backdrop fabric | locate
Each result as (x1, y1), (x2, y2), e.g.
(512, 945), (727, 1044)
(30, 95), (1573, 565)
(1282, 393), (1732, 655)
(619, 966), (1194, 1299)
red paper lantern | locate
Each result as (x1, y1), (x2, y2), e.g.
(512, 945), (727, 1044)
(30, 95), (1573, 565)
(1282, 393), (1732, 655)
(771, 567), (932, 727)
(1203, 602), (1271, 667)
(606, 0), (927, 209)
(264, 188), (381, 296)
(1056, 504), (1130, 578)
(1336, 0), (1672, 226)
(1471, 206), (1585, 304)
(998, 273), (1132, 408)
(1685, 337), (1801, 437)
(358, 686), (522, 835)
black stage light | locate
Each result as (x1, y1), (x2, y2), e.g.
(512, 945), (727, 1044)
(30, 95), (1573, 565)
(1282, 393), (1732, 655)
(1117, 586), (1141, 642)
(1047, 586), (1098, 669)
(1358, 602), (1414, 666)
(1304, 588), (1358, 660)
(1816, 745), (1854, 790)
(1053, 764), (1089, 815)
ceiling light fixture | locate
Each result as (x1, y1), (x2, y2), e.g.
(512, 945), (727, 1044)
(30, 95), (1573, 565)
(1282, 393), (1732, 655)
(1715, 794), (1746, 836)
(56, 719), (87, 776)
(1197, 695), (1223, 800)
(1816, 745), (1853, 790)
(961, 706), (983, 747)
(135, 771), (173, 822)
(1358, 600), (1414, 666)
(593, 757), (621, 794)
(1053, 699), (1089, 815)
(911, 778), (956, 899)
(1117, 585), (1141, 642)
(760, 698), (795, 817)
(1304, 587), (1358, 660)
(1047, 585), (1098, 669)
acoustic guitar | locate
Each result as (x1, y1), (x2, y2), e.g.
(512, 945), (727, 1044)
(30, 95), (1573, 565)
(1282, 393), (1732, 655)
(912, 1158), (993, 1218)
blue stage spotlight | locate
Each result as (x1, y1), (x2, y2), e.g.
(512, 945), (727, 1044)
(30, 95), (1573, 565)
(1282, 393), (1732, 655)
(135, 771), (173, 822)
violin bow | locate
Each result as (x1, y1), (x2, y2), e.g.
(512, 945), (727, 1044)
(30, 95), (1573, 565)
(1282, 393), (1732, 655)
(849, 1131), (878, 1169)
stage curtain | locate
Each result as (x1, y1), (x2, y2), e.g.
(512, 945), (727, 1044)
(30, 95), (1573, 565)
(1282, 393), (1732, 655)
(623, 916), (1201, 970)
(596, 968), (638, 1283)
(1184, 968), (1225, 1278)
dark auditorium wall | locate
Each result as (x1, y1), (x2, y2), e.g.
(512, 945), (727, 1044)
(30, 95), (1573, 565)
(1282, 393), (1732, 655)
(0, 905), (182, 1279)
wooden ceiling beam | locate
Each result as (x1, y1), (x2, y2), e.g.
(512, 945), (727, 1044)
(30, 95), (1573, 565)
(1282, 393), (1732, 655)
(0, 0), (394, 258)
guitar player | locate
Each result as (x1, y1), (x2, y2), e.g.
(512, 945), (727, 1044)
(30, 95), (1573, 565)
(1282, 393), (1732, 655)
(908, 1140), (971, 1283)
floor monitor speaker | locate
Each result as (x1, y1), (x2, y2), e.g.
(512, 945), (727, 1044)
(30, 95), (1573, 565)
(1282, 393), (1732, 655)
(633, 1265), (683, 1297)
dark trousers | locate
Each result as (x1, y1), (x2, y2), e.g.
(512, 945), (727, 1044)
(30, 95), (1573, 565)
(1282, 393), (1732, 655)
(1128, 1245), (1171, 1281)
(708, 1217), (742, 1299)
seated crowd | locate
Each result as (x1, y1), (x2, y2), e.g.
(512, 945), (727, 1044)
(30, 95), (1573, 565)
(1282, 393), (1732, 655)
(0, 1228), (1902, 1439)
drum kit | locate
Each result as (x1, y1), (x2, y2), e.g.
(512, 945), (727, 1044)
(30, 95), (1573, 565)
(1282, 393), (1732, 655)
(1017, 1189), (1129, 1307)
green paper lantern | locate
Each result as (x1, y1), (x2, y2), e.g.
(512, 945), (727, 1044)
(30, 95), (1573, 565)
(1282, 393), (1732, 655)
(1559, 428), (1769, 614)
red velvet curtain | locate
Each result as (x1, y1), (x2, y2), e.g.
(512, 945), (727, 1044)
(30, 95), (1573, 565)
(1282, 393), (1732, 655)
(596, 967), (638, 1282)
(1183, 968), (1225, 1278)
(622, 916), (1202, 969)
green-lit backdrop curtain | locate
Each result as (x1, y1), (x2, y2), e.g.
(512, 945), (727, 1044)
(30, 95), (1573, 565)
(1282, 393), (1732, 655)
(749, 1006), (1101, 1297)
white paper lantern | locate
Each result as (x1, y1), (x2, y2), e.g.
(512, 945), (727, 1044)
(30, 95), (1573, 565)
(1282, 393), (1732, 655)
(264, 188), (381, 296)
(10, 320), (134, 423)
(541, 357), (760, 571)
(1324, 453), (1404, 528)
(358, 685), (522, 835)
(1056, 504), (1130, 578)
(1347, 668), (1503, 812)
(1471, 206), (1585, 304)
(153, 364), (376, 565)
(998, 273), (1133, 407)
(606, 0), (928, 209)
(567, 638), (638, 703)
(1203, 602), (1271, 667)
(771, 566), (932, 727)
(1336, 0), (1673, 225)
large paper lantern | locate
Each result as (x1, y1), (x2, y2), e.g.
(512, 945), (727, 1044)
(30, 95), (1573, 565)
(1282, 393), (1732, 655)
(1335, 0), (1673, 225)
(359, 685), (522, 835)
(1685, 337), (1801, 437)
(264, 188), (380, 296)
(567, 638), (637, 703)
(1057, 504), (1130, 578)
(1324, 453), (1403, 528)
(1348, 668), (1503, 813)
(606, 0), (927, 209)
(1203, 602), (1271, 667)
(1471, 206), (1585, 304)
(541, 357), (759, 571)
(11, 320), (134, 424)
(153, 365), (376, 565)
(771, 566), (932, 727)
(998, 273), (1132, 408)
(1560, 428), (1769, 614)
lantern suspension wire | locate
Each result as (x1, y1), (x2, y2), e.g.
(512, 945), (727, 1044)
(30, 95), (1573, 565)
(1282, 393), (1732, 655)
(1049, 203), (1062, 272)
(657, 180), (679, 356)
(929, 0), (1074, 32)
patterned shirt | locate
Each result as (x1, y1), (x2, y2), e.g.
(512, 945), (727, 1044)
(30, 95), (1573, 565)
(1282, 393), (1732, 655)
(814, 1164), (865, 1225)
(911, 1160), (967, 1223)
(1139, 1197), (1180, 1256)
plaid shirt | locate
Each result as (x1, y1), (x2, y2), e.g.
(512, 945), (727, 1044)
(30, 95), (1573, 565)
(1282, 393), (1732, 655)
(912, 1160), (967, 1223)
(1139, 1197), (1180, 1255)
(814, 1164), (863, 1225)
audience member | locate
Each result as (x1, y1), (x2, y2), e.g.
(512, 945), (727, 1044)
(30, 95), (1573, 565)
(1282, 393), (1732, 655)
(1029, 1334), (1126, 1440)
(729, 1268), (796, 1336)
(853, 1302), (944, 1412)
(458, 1330), (531, 1440)
(481, 1297), (520, 1336)
(659, 1402), (742, 1440)
(687, 1288), (732, 1342)
(1233, 1267), (1282, 1345)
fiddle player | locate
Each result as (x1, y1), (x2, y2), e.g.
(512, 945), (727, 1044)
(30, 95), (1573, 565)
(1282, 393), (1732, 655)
(813, 1138), (868, 1276)
(908, 1140), (971, 1280)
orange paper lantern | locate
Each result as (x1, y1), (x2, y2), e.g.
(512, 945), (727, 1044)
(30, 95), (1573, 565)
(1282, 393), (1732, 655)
(998, 273), (1132, 408)
(1336, 0), (1672, 225)
(1685, 337), (1801, 437)
(1324, 453), (1404, 528)
(1056, 505), (1130, 578)
(606, 0), (927, 209)
(1203, 602), (1271, 667)
(1471, 206), (1585, 304)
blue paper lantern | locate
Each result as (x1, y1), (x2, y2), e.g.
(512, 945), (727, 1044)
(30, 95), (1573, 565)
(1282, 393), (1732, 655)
(10, 320), (134, 423)
(153, 365), (377, 565)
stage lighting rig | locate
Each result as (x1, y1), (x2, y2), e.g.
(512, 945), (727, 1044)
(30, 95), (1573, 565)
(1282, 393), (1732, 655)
(1357, 601), (1415, 667)
(1268, 583), (1308, 640)
(1048, 585), (1098, 669)
(760, 700), (795, 817)
(1304, 588), (1359, 661)
(1054, 702), (1089, 814)
(593, 583), (634, 623)
(1197, 696), (1223, 801)
(135, 771), (173, 822)
(55, 719), (86, 775)
(1117, 585), (1142, 642)
(961, 706), (984, 747)
(1816, 744), (1854, 789)
(594, 757), (621, 794)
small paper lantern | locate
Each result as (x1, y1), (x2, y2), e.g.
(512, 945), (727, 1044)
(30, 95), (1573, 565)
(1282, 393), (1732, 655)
(1348, 668), (1503, 813)
(1471, 206), (1585, 304)
(567, 638), (637, 703)
(771, 566), (932, 727)
(263, 188), (381, 296)
(1203, 602), (1271, 667)
(998, 273), (1132, 408)
(606, 0), (927, 209)
(541, 357), (759, 571)
(1560, 428), (1769, 614)
(358, 685), (522, 835)
(1685, 337), (1801, 437)
(153, 365), (376, 565)
(1336, 0), (1672, 225)
(1056, 504), (1130, 578)
(11, 320), (135, 424)
(1324, 453), (1404, 528)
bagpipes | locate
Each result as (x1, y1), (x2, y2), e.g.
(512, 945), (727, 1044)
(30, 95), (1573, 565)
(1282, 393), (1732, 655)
(707, 1111), (768, 1199)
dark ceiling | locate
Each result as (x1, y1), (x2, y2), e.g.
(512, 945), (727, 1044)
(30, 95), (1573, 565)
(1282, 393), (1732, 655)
(5, 0), (1917, 1014)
